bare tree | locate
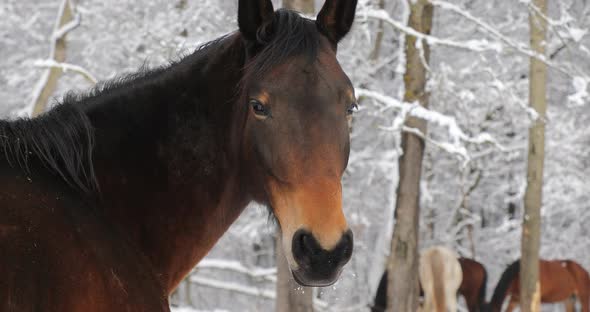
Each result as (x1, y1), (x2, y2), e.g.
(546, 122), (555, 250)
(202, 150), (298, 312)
(31, 0), (78, 117)
(520, 0), (548, 311)
(456, 168), (482, 258)
(276, 235), (314, 312)
(386, 1), (433, 311)
(369, 0), (385, 61)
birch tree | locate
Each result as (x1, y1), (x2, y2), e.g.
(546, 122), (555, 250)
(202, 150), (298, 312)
(520, 0), (548, 311)
(30, 0), (78, 117)
(276, 235), (313, 312)
(386, 1), (433, 311)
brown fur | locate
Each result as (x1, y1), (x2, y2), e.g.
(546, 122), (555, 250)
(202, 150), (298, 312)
(498, 259), (590, 312)
(0, 1), (359, 310)
(459, 258), (487, 312)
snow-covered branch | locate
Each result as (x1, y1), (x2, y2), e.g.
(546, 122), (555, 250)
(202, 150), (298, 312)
(429, 0), (584, 78)
(52, 11), (80, 40)
(356, 88), (506, 159)
(402, 126), (469, 163)
(359, 4), (583, 79)
(33, 59), (97, 84)
(189, 276), (329, 310)
(190, 276), (275, 300)
(28, 0), (79, 117)
(358, 9), (503, 52)
(195, 259), (276, 282)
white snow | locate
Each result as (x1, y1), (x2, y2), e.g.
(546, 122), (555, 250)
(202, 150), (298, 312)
(568, 76), (589, 106)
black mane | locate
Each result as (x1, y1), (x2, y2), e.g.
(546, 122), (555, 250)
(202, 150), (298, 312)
(244, 9), (321, 80)
(0, 103), (97, 194)
(0, 9), (322, 197)
(0, 37), (231, 196)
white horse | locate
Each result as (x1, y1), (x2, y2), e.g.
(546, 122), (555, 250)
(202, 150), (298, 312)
(419, 246), (463, 312)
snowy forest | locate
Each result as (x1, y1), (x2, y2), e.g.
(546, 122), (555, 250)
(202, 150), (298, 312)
(1, 0), (589, 311)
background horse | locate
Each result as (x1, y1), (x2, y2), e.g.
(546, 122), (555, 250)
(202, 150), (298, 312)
(486, 259), (590, 312)
(0, 0), (358, 311)
(372, 257), (486, 312)
(419, 246), (463, 312)
(459, 258), (488, 312)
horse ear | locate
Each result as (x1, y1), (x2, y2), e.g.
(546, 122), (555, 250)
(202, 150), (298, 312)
(316, 0), (358, 45)
(238, 0), (275, 41)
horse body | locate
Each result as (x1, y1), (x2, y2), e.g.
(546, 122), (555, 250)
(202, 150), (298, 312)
(0, 1), (359, 310)
(459, 258), (488, 312)
(372, 257), (487, 312)
(488, 259), (590, 312)
(419, 246), (463, 312)
(0, 37), (244, 312)
(565, 260), (590, 310)
(0, 159), (171, 311)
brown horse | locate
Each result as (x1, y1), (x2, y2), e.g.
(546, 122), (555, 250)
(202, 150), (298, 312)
(459, 258), (488, 312)
(486, 259), (590, 312)
(372, 257), (487, 312)
(0, 1), (358, 311)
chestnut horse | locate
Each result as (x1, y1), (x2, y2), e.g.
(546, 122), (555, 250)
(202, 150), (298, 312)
(0, 1), (358, 311)
(487, 259), (590, 312)
(459, 258), (488, 312)
(419, 246), (463, 312)
(372, 257), (487, 312)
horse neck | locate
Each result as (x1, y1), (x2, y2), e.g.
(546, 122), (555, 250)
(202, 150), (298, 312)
(83, 34), (252, 293)
(489, 261), (520, 312)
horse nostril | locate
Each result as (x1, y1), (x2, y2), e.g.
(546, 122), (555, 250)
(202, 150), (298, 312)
(292, 230), (316, 267)
(302, 233), (316, 255)
(338, 230), (354, 262)
(292, 229), (354, 270)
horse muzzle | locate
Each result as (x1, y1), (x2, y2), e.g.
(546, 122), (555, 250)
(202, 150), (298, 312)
(290, 229), (353, 287)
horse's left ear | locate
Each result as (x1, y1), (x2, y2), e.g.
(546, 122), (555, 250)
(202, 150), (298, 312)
(316, 0), (358, 45)
(238, 0), (275, 42)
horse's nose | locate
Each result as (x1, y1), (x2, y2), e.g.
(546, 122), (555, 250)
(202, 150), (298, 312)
(292, 229), (353, 273)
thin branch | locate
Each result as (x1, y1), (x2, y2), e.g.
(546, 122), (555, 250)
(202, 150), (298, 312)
(402, 126), (470, 164)
(194, 259), (276, 282)
(359, 5), (579, 78)
(53, 11), (81, 40)
(190, 276), (276, 300)
(357, 88), (507, 152)
(359, 9), (503, 53)
(33, 59), (97, 84)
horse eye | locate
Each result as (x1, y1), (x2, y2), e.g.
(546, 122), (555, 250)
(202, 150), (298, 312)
(347, 103), (359, 115)
(250, 100), (269, 117)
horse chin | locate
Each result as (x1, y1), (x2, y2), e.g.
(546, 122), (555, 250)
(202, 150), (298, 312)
(291, 268), (342, 287)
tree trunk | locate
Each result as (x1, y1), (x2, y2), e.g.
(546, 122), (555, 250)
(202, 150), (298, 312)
(520, 0), (548, 311)
(283, 0), (314, 14)
(32, 0), (75, 117)
(458, 169), (481, 258)
(386, 1), (433, 312)
(370, 0), (386, 61)
(276, 235), (314, 312)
